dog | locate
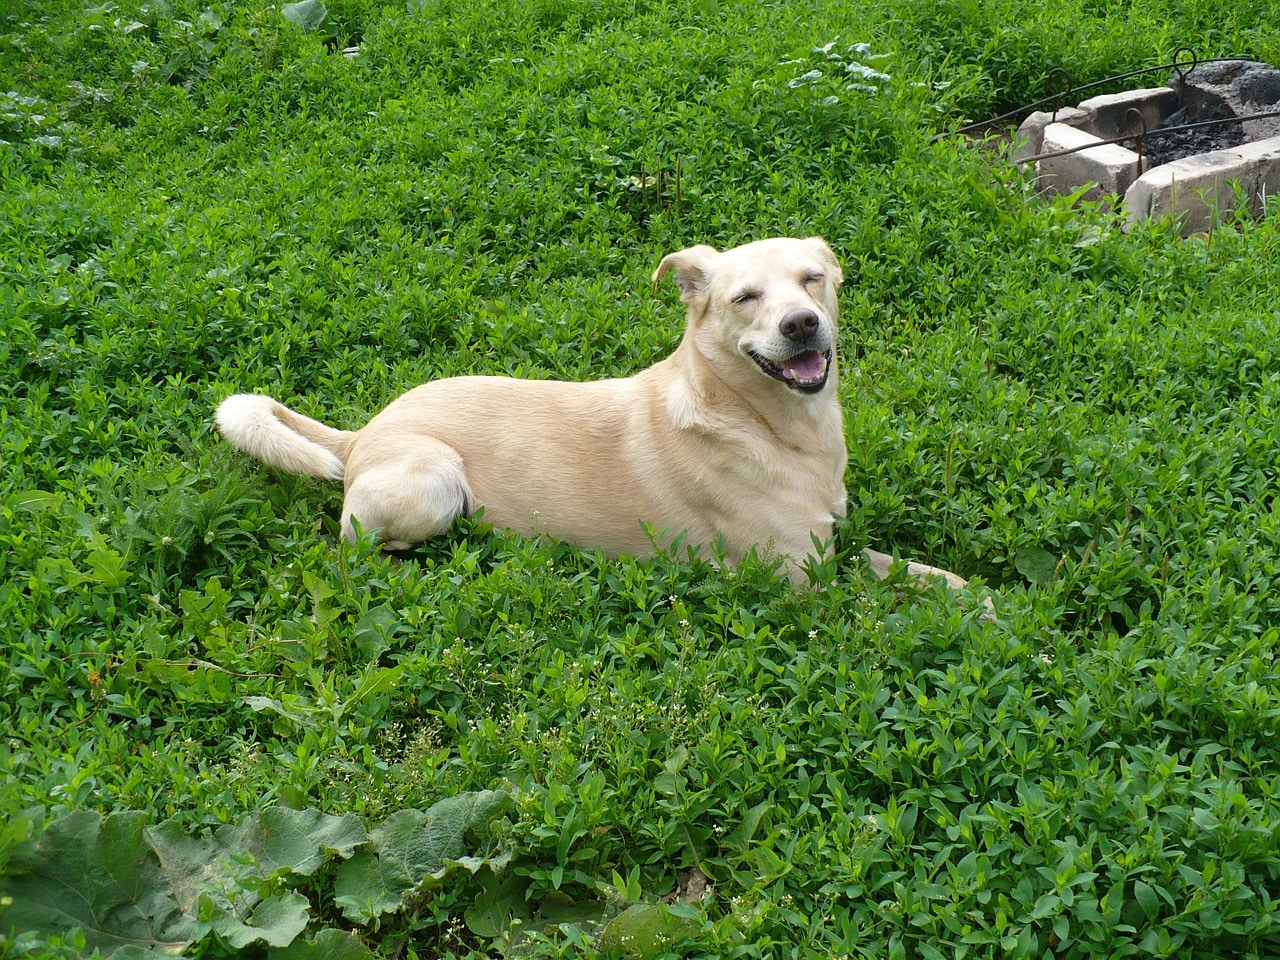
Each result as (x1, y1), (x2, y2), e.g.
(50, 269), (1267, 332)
(216, 236), (972, 593)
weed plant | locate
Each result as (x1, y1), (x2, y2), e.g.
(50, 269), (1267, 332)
(2, 0), (1279, 957)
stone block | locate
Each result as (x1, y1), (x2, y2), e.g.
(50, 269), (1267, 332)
(1012, 107), (1089, 165)
(1123, 149), (1256, 234)
(1234, 134), (1280, 215)
(1037, 122), (1143, 201)
(1077, 87), (1180, 139)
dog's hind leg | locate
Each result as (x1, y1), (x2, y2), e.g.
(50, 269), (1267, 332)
(863, 546), (996, 619)
(862, 547), (969, 590)
(342, 439), (473, 551)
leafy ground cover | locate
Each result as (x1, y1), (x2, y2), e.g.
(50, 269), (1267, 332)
(2, 0), (1279, 956)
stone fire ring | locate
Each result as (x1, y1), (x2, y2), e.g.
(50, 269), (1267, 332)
(1013, 60), (1280, 235)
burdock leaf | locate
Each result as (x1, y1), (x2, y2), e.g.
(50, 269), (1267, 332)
(282, 0), (330, 34)
(273, 928), (378, 959)
(237, 807), (367, 877)
(0, 811), (195, 957)
(146, 806), (366, 907)
(334, 790), (512, 923)
(144, 806), (366, 949)
(209, 890), (310, 949)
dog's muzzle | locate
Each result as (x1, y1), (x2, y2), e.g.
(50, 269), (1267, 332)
(749, 347), (832, 393)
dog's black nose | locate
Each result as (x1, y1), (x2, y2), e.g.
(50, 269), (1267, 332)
(779, 309), (820, 343)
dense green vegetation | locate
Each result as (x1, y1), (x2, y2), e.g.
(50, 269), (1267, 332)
(2, 0), (1279, 956)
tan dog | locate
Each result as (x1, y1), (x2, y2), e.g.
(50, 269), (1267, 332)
(216, 237), (970, 591)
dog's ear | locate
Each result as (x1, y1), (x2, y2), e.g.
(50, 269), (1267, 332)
(804, 237), (843, 288)
(652, 244), (718, 304)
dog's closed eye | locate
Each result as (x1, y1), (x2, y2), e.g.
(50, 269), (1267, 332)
(732, 289), (761, 304)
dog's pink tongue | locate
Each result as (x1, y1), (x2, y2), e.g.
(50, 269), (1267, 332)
(784, 351), (827, 381)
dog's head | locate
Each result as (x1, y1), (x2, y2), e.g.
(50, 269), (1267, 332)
(653, 237), (843, 397)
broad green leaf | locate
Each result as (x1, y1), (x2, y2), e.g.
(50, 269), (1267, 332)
(328, 842), (407, 923)
(538, 894), (613, 927)
(652, 770), (681, 797)
(595, 904), (700, 958)
(87, 540), (131, 587)
(463, 870), (535, 939)
(0, 805), (41, 873)
(1133, 879), (1161, 920)
(0, 811), (194, 957)
(1053, 914), (1071, 946)
(147, 807), (365, 893)
(345, 665), (403, 713)
(146, 808), (365, 950)
(281, 0), (330, 33)
(463, 873), (610, 945)
(11, 490), (62, 512)
(334, 790), (512, 923)
(352, 604), (400, 659)
(249, 807), (368, 876)
(272, 928), (378, 960)
(1014, 544), (1060, 584)
(207, 891), (310, 949)
(143, 821), (222, 916)
(724, 798), (771, 853)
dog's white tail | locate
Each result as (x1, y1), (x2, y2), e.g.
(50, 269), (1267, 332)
(215, 394), (350, 481)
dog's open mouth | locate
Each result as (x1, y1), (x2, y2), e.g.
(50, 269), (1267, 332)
(749, 348), (832, 393)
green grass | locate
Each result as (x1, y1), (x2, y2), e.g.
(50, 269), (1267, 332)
(3, 0), (1280, 956)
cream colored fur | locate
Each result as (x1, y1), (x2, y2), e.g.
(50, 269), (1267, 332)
(216, 237), (972, 591)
